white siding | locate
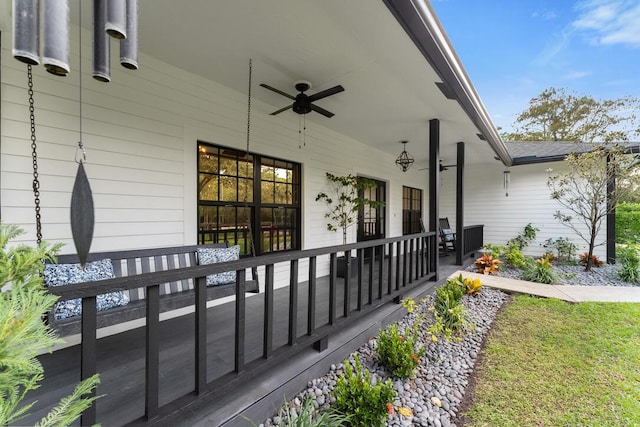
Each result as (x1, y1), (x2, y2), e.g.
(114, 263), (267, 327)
(440, 161), (607, 258)
(1, 27), (430, 277)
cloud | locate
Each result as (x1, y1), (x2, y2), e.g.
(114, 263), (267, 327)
(572, 0), (640, 47)
(532, 10), (559, 20)
(564, 70), (591, 79)
(534, 30), (571, 65)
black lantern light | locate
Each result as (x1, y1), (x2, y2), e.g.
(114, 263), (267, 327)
(395, 140), (414, 172)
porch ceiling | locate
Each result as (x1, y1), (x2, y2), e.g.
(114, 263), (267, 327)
(86, 0), (504, 167)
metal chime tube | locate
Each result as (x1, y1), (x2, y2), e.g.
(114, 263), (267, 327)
(120, 0), (138, 69)
(106, 0), (127, 39)
(12, 0), (40, 65)
(42, 0), (70, 76)
(93, 0), (111, 82)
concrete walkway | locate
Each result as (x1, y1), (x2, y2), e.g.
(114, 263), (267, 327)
(453, 270), (640, 303)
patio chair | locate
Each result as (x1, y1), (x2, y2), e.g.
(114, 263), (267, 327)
(439, 217), (456, 254)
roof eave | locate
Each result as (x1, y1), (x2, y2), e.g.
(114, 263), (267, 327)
(382, 0), (513, 166)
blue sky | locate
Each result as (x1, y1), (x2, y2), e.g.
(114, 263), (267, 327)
(431, 0), (640, 133)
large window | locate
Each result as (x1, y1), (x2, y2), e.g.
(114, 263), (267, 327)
(402, 186), (423, 235)
(198, 142), (300, 255)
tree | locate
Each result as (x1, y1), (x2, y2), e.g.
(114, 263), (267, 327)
(547, 144), (636, 271)
(0, 223), (101, 426)
(503, 87), (640, 142)
(315, 173), (383, 245)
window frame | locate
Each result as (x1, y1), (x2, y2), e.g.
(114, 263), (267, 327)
(402, 186), (423, 235)
(197, 141), (301, 256)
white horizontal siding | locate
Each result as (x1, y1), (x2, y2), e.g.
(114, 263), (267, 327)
(1, 24), (430, 277)
(440, 161), (606, 258)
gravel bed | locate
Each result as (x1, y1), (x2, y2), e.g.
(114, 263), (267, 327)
(468, 263), (640, 287)
(258, 288), (509, 427)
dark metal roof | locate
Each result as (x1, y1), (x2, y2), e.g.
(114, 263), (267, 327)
(505, 141), (640, 165)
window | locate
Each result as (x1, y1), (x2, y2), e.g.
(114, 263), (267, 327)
(357, 178), (386, 242)
(402, 186), (423, 235)
(198, 142), (300, 255)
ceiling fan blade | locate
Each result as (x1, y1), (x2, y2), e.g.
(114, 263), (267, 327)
(260, 83), (296, 100)
(309, 104), (334, 118)
(270, 105), (293, 115)
(307, 85), (345, 102)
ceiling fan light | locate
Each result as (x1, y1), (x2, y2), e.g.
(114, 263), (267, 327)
(395, 140), (414, 172)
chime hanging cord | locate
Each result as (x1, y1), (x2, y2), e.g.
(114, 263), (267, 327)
(243, 59), (257, 259)
(76, 0), (87, 165)
(28, 65), (42, 245)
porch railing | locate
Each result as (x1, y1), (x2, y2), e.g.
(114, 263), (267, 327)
(46, 232), (437, 426)
(462, 224), (484, 257)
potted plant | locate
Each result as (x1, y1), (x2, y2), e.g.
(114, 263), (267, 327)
(316, 173), (384, 277)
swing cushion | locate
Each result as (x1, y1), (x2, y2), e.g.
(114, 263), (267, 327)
(44, 259), (129, 320)
(197, 245), (241, 286)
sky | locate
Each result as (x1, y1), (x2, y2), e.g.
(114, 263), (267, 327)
(431, 0), (640, 133)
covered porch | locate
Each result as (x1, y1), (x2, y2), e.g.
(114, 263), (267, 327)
(24, 236), (479, 426)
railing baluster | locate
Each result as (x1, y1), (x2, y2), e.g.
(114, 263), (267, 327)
(387, 242), (393, 294)
(395, 241), (402, 290)
(329, 253), (337, 324)
(145, 285), (160, 421)
(356, 248), (363, 310)
(235, 270), (246, 373)
(288, 260), (298, 345)
(81, 296), (97, 427)
(377, 244), (384, 298)
(403, 239), (409, 287)
(343, 251), (351, 317)
(367, 247), (374, 303)
(307, 257), (316, 335)
(264, 264), (274, 358)
(195, 276), (207, 394)
(408, 238), (414, 283)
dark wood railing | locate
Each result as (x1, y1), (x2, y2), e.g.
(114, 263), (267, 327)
(462, 224), (484, 257)
(46, 232), (437, 426)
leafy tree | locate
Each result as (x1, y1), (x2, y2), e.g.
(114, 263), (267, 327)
(0, 223), (101, 426)
(503, 87), (640, 142)
(547, 144), (637, 271)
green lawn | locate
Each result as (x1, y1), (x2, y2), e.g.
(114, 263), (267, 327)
(462, 296), (640, 427)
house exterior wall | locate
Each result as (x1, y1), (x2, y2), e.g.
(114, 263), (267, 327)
(440, 161), (607, 258)
(1, 28), (431, 266)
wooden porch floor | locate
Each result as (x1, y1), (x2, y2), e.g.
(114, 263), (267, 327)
(23, 254), (470, 426)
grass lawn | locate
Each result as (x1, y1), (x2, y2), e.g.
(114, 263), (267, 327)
(461, 296), (640, 427)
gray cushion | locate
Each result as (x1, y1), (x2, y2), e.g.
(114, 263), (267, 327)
(44, 259), (129, 320)
(197, 245), (240, 286)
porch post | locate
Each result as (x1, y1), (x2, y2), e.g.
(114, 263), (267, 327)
(429, 119), (440, 280)
(455, 141), (465, 265)
(606, 152), (616, 263)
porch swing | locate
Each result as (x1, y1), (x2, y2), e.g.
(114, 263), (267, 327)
(12, 1), (258, 335)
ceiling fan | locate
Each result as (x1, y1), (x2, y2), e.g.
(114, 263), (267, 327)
(260, 80), (344, 118)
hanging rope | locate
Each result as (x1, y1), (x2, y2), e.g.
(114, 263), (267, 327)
(27, 64), (42, 244)
(244, 59), (257, 258)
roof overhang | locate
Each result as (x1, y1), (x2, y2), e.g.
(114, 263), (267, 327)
(6, 0), (509, 168)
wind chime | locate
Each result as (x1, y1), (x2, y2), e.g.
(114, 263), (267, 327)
(12, 0), (139, 265)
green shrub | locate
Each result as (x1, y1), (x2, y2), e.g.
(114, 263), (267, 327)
(0, 224), (101, 426)
(616, 203), (640, 245)
(521, 258), (558, 284)
(481, 243), (506, 258)
(429, 278), (469, 341)
(507, 223), (539, 251)
(617, 246), (640, 283)
(542, 237), (578, 263)
(331, 354), (395, 427)
(378, 323), (424, 378)
(267, 395), (351, 427)
(505, 248), (527, 268)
